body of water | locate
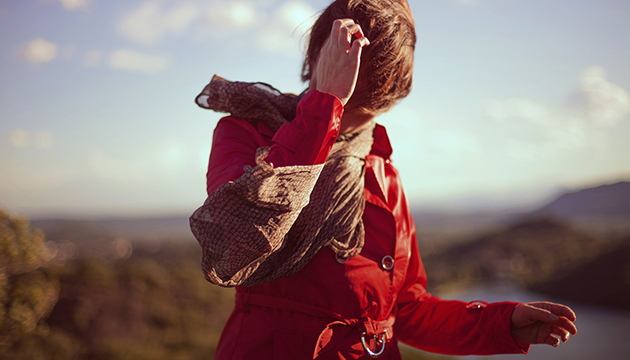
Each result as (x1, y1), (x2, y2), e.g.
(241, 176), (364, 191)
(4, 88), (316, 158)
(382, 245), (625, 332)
(405, 283), (630, 360)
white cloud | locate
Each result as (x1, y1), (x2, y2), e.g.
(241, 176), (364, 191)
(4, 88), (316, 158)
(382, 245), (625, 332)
(117, 1), (201, 45)
(481, 66), (629, 155)
(164, 2), (200, 34)
(59, 0), (90, 11)
(483, 66), (630, 131)
(482, 98), (587, 152)
(83, 50), (102, 67)
(456, 0), (480, 5)
(117, 1), (161, 44)
(569, 66), (630, 127)
(277, 1), (315, 30)
(8, 129), (28, 148)
(114, 1), (314, 59)
(256, 1), (317, 57)
(203, 2), (259, 31)
(257, 28), (291, 54)
(484, 98), (551, 126)
(8, 129), (55, 149)
(108, 49), (170, 74)
(19, 38), (58, 64)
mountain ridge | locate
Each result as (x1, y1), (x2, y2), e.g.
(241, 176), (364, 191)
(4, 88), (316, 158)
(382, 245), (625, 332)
(533, 181), (630, 218)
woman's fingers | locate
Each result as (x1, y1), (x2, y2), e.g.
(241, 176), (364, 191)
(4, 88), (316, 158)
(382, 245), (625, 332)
(349, 36), (370, 59)
(512, 302), (578, 347)
(545, 334), (561, 347)
(338, 23), (364, 51)
(331, 19), (361, 36)
(330, 19), (350, 45)
(530, 301), (576, 320)
(314, 18), (369, 105)
(551, 324), (571, 342)
(513, 303), (558, 327)
(557, 315), (578, 336)
(331, 19), (366, 53)
(530, 302), (578, 335)
(546, 302), (577, 322)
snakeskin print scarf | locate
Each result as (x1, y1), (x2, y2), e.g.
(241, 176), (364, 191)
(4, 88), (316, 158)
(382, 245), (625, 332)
(191, 75), (373, 287)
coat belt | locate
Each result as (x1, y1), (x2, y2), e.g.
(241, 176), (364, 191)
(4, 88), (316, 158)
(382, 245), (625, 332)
(235, 292), (395, 358)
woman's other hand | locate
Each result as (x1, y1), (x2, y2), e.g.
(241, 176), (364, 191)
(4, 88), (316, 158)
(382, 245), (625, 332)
(312, 19), (370, 106)
(511, 301), (578, 347)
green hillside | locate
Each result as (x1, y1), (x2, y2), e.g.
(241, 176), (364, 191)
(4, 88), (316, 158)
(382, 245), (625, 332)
(421, 217), (625, 300)
(3, 208), (628, 359)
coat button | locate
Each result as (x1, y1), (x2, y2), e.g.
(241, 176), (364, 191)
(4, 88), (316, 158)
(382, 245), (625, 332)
(381, 255), (394, 270)
(466, 301), (488, 309)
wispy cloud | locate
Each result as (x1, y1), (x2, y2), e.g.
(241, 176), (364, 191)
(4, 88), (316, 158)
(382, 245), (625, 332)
(117, 1), (201, 45)
(58, 0), (91, 11)
(19, 38), (58, 64)
(108, 49), (170, 74)
(83, 50), (102, 67)
(569, 66), (630, 127)
(484, 66), (630, 128)
(484, 98), (552, 127)
(8, 129), (55, 149)
(456, 0), (480, 6)
(378, 66), (630, 200)
(115, 1), (316, 60)
(482, 66), (629, 154)
(255, 1), (317, 57)
(41, 0), (91, 11)
(202, 2), (259, 32)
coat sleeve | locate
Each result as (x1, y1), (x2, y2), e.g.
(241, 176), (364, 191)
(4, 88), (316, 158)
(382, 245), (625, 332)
(191, 90), (344, 287)
(393, 222), (530, 355)
(205, 90), (343, 194)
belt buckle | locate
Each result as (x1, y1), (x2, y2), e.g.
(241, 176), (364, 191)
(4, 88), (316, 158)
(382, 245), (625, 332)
(360, 330), (387, 358)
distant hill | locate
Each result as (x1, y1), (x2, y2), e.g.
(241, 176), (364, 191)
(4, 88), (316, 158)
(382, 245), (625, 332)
(33, 215), (194, 242)
(532, 238), (630, 310)
(422, 217), (607, 290)
(411, 180), (630, 250)
(411, 209), (526, 254)
(534, 181), (630, 218)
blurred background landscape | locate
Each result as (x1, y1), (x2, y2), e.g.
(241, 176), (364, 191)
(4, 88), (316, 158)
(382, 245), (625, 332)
(2, 181), (629, 359)
(1, 0), (630, 359)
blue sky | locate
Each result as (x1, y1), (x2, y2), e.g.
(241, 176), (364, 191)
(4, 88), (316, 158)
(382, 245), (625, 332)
(1, 0), (629, 218)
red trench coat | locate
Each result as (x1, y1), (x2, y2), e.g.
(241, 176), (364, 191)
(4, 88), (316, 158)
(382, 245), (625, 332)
(202, 90), (529, 359)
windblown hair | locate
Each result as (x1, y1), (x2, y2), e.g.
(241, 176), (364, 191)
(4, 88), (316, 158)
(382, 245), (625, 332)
(302, 0), (416, 116)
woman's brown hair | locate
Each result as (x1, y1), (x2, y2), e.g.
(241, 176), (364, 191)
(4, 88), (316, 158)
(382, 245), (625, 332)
(302, 0), (416, 116)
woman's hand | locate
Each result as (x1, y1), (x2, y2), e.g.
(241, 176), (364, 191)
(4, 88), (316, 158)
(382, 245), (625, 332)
(511, 302), (578, 347)
(312, 19), (370, 106)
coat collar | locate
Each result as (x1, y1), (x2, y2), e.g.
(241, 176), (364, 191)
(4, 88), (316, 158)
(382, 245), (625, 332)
(364, 123), (395, 211)
(370, 123), (393, 160)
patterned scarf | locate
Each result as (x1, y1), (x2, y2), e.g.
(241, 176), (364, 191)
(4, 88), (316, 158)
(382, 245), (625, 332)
(191, 75), (374, 287)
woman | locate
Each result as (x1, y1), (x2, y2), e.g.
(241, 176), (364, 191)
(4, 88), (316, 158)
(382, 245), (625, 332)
(191, 1), (577, 359)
